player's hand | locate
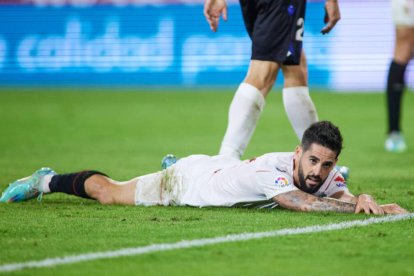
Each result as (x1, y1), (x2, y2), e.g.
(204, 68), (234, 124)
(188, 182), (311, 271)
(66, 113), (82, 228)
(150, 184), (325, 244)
(204, 0), (228, 32)
(321, 0), (340, 34)
(355, 194), (384, 215)
(380, 204), (409, 215)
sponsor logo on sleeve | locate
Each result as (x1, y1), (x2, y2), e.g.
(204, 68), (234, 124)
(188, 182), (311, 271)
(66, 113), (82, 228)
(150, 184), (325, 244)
(274, 176), (290, 188)
(334, 176), (345, 183)
(334, 176), (347, 188)
(336, 182), (347, 188)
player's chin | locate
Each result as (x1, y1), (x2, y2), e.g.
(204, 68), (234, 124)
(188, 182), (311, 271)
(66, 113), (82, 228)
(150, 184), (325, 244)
(305, 180), (322, 192)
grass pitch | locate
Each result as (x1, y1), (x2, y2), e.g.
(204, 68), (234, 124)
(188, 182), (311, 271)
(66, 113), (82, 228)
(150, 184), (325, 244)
(0, 88), (413, 275)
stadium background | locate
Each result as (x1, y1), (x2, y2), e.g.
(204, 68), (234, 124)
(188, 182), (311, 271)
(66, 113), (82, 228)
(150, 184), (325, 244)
(0, 0), (413, 90)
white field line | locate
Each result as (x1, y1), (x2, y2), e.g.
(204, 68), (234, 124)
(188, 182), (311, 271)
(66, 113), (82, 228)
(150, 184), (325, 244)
(1, 213), (413, 273)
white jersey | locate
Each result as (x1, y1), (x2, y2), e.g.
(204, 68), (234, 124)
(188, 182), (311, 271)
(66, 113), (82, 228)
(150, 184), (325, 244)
(134, 153), (349, 208)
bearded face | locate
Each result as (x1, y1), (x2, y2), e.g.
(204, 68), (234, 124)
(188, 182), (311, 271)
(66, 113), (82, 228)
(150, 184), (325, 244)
(297, 158), (325, 193)
(294, 144), (337, 193)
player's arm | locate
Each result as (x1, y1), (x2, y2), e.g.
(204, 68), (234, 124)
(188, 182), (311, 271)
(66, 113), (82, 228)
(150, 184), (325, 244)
(321, 0), (341, 34)
(273, 190), (400, 215)
(273, 190), (357, 213)
(204, 0), (228, 32)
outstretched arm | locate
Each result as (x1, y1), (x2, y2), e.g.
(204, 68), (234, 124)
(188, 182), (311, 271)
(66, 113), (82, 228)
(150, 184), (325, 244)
(273, 190), (356, 213)
(204, 0), (228, 32)
(275, 190), (409, 214)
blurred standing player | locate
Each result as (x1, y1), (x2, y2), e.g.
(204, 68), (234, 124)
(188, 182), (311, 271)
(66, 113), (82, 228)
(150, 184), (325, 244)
(385, 0), (414, 153)
(204, 0), (341, 159)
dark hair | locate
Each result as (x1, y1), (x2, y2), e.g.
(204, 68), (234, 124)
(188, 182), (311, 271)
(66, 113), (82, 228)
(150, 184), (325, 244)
(301, 121), (343, 157)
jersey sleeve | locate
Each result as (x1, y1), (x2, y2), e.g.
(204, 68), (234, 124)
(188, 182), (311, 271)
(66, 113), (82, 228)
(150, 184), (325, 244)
(255, 171), (298, 199)
(316, 170), (350, 197)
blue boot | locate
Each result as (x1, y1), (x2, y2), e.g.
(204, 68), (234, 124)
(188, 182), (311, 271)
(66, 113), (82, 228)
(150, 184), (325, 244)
(335, 166), (350, 182)
(0, 168), (56, 203)
(161, 154), (178, 169)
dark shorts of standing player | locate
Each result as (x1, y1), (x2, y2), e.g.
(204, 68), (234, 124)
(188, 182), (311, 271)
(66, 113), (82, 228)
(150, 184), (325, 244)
(239, 0), (306, 65)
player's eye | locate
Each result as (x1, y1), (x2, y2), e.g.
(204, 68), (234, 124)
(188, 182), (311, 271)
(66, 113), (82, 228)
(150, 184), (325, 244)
(323, 163), (332, 169)
(309, 158), (317, 165)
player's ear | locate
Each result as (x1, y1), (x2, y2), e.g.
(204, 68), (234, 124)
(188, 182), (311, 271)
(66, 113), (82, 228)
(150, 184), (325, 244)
(294, 145), (302, 158)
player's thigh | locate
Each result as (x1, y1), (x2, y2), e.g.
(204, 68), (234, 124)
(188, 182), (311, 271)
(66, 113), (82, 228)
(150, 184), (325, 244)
(394, 26), (414, 63)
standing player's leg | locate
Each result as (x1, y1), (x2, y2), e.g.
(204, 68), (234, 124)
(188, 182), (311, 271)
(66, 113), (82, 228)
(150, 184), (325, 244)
(282, 50), (349, 180)
(219, 60), (279, 158)
(385, 0), (414, 152)
(281, 50), (319, 140)
(219, 0), (302, 159)
(385, 26), (414, 152)
(219, 0), (280, 159)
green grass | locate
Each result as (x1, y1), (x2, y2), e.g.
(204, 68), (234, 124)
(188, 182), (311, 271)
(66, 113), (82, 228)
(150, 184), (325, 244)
(0, 88), (413, 275)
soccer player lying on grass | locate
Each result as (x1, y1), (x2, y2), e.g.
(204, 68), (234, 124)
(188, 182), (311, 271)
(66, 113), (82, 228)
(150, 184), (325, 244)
(0, 121), (408, 215)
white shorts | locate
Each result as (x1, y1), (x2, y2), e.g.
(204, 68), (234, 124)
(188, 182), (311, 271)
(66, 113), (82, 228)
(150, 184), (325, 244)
(133, 154), (240, 206)
(392, 0), (414, 26)
(133, 169), (182, 206)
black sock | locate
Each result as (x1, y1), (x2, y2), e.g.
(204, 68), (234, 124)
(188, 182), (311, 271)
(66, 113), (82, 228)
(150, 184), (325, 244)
(49, 171), (108, 199)
(386, 60), (407, 133)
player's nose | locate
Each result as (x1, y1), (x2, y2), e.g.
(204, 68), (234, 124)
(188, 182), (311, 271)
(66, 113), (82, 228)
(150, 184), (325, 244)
(313, 164), (322, 176)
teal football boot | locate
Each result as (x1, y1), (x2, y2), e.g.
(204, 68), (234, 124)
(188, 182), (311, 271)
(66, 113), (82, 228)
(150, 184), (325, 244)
(385, 131), (407, 153)
(335, 165), (350, 182)
(161, 154), (178, 169)
(0, 167), (56, 203)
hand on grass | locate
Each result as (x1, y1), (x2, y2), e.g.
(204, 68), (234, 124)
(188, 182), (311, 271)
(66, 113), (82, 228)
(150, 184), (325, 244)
(355, 194), (384, 215)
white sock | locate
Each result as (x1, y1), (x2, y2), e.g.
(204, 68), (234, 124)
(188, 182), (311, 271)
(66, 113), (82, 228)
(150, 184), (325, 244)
(283, 86), (319, 140)
(219, 83), (265, 159)
(41, 174), (54, 193)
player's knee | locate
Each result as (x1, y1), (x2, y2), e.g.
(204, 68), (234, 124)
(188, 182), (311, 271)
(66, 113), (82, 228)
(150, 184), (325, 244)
(245, 72), (276, 94)
(260, 66), (278, 86)
(282, 66), (307, 87)
(264, 72), (277, 87)
(299, 62), (308, 79)
(246, 61), (278, 90)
